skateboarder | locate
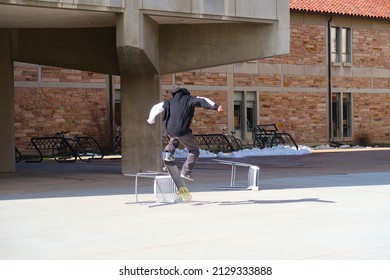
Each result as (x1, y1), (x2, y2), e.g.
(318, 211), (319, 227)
(147, 87), (223, 180)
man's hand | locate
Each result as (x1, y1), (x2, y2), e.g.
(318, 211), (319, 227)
(217, 105), (223, 112)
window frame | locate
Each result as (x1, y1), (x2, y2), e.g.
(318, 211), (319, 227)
(331, 26), (352, 66)
(233, 90), (258, 141)
(332, 92), (353, 141)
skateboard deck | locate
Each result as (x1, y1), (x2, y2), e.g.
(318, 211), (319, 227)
(163, 160), (192, 201)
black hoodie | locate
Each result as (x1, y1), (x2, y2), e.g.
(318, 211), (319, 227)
(163, 88), (219, 136)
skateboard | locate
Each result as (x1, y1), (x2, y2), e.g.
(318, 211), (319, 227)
(163, 160), (192, 201)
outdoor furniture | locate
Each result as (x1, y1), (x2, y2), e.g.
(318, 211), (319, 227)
(212, 159), (260, 190)
(125, 172), (181, 204)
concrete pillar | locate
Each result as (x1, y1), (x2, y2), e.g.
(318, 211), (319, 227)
(116, 2), (162, 174)
(120, 73), (162, 174)
(0, 29), (15, 172)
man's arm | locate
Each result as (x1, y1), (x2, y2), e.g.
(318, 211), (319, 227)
(194, 96), (222, 111)
(147, 102), (164, 124)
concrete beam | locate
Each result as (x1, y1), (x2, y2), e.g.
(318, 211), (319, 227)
(116, 1), (160, 73)
(0, 0), (124, 12)
(13, 27), (119, 74)
(159, 22), (279, 74)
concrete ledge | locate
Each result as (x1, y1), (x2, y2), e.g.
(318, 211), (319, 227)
(1, 0), (125, 12)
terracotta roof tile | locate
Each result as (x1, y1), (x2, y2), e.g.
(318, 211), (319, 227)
(290, 0), (390, 19)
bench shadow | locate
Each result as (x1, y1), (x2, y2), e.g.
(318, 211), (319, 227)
(124, 197), (335, 208)
(189, 197), (335, 206)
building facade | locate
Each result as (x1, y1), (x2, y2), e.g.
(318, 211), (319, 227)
(14, 3), (390, 153)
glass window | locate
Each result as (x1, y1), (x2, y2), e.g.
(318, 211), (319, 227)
(331, 27), (339, 62)
(342, 93), (351, 137)
(246, 91), (256, 131)
(234, 92), (243, 131)
(332, 92), (352, 139)
(342, 28), (351, 63)
(331, 27), (352, 63)
(332, 93), (341, 137)
(233, 91), (257, 140)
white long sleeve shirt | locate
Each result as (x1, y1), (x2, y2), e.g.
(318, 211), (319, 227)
(147, 102), (164, 124)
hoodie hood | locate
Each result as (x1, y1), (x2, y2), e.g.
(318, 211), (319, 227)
(172, 87), (190, 97)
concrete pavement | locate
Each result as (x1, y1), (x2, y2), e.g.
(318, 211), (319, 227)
(1, 148), (389, 260)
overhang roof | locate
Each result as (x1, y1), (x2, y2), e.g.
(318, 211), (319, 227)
(290, 0), (390, 20)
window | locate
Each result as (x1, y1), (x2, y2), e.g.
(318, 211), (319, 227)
(246, 92), (256, 131)
(234, 91), (257, 140)
(331, 27), (351, 64)
(332, 92), (352, 139)
(234, 92), (243, 131)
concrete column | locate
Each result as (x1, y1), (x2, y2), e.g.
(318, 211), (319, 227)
(120, 73), (162, 174)
(116, 2), (162, 174)
(0, 30), (15, 172)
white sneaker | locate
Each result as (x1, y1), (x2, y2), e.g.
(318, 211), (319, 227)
(180, 173), (194, 181)
(164, 152), (175, 162)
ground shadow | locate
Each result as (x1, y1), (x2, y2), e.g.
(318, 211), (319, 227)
(123, 197), (335, 208)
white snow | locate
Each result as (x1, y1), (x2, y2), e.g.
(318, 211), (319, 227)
(168, 144), (374, 159)
(170, 145), (311, 159)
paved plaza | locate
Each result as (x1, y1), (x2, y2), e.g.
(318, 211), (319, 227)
(0, 148), (389, 260)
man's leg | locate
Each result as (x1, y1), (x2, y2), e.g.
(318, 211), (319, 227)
(164, 136), (179, 161)
(177, 133), (199, 177)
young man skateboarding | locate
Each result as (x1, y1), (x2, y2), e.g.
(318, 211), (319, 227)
(147, 87), (223, 180)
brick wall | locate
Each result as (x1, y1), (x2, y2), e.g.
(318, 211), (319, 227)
(175, 72), (227, 86)
(353, 28), (390, 68)
(234, 73), (281, 87)
(14, 13), (390, 150)
(161, 89), (228, 135)
(259, 92), (328, 144)
(14, 64), (109, 152)
(353, 93), (390, 144)
(262, 24), (327, 65)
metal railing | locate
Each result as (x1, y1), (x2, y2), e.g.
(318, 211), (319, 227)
(27, 132), (104, 162)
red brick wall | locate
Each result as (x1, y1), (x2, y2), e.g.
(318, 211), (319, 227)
(353, 93), (390, 144)
(259, 92), (328, 144)
(175, 72), (227, 86)
(14, 64), (38, 82)
(14, 14), (390, 149)
(353, 28), (390, 68)
(161, 89), (227, 135)
(234, 74), (281, 87)
(262, 24), (327, 65)
(40, 66), (106, 83)
(332, 77), (371, 89)
(14, 65), (109, 152)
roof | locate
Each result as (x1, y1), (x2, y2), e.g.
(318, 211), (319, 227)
(290, 0), (390, 20)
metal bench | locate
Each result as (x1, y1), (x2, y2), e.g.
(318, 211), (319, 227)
(212, 159), (260, 190)
(125, 172), (181, 204)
